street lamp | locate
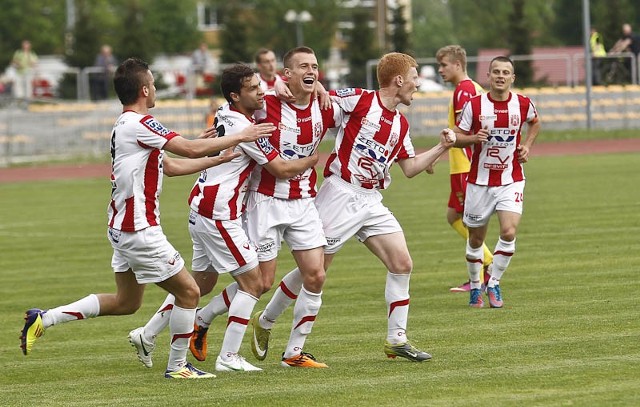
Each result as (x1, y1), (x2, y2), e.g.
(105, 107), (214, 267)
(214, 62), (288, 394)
(285, 9), (312, 46)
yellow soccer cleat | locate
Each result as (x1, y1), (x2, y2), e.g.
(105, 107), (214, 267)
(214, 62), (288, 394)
(20, 308), (46, 355)
(164, 363), (216, 379)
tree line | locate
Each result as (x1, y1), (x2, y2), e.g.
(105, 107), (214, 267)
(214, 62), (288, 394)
(1, 0), (637, 91)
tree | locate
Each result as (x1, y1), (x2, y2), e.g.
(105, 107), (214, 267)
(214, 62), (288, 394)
(65, 0), (101, 68)
(389, 3), (410, 53)
(220, 3), (251, 63)
(0, 0), (66, 69)
(145, 0), (201, 54)
(346, 8), (378, 88)
(114, 1), (155, 64)
(507, 0), (534, 85)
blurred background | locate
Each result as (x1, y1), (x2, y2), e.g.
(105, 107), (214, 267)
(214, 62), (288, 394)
(1, 0), (639, 166)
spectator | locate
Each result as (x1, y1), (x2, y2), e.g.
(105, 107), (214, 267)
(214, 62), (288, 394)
(11, 40), (38, 100)
(190, 42), (213, 96)
(589, 27), (606, 85)
(610, 24), (640, 80)
(93, 45), (117, 100)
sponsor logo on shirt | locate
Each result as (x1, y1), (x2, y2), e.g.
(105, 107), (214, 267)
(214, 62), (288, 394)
(282, 140), (316, 158)
(335, 88), (357, 97)
(355, 134), (388, 163)
(257, 137), (275, 154)
(487, 128), (515, 143)
(360, 117), (381, 131)
(279, 122), (301, 134)
(142, 117), (171, 136)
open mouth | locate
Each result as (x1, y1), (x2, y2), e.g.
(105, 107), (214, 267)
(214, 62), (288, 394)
(303, 77), (315, 85)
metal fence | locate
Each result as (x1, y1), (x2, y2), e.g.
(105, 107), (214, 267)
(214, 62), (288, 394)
(2, 84), (640, 167)
(366, 53), (639, 89)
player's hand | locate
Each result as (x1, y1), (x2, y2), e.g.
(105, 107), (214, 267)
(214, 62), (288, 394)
(274, 80), (295, 103)
(315, 82), (331, 110)
(517, 144), (530, 163)
(440, 128), (456, 147)
(198, 126), (218, 139)
(216, 147), (241, 163)
(474, 127), (489, 143)
(239, 123), (276, 142)
(425, 163), (435, 174)
(307, 150), (320, 166)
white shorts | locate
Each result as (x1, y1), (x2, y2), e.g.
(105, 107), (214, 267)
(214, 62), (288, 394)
(188, 211), (258, 275)
(108, 226), (184, 284)
(244, 191), (326, 262)
(463, 181), (525, 227)
(315, 176), (402, 255)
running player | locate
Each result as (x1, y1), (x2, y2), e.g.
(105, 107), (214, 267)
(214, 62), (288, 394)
(19, 57), (271, 379)
(127, 63), (319, 372)
(452, 56), (540, 308)
(191, 46), (341, 368)
(250, 52), (455, 363)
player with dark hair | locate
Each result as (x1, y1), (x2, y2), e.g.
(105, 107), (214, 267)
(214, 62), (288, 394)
(20, 57), (271, 379)
(451, 56), (541, 308)
(128, 63), (318, 372)
(190, 46), (342, 368)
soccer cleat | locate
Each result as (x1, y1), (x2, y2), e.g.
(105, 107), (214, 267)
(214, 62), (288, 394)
(128, 327), (155, 368)
(20, 308), (46, 355)
(469, 288), (484, 308)
(487, 285), (504, 308)
(281, 352), (328, 368)
(189, 323), (209, 362)
(450, 280), (471, 293)
(215, 354), (262, 372)
(164, 362), (216, 379)
(250, 310), (271, 361)
(384, 341), (432, 362)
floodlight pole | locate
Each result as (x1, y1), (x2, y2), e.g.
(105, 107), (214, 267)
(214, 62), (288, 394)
(583, 0), (593, 130)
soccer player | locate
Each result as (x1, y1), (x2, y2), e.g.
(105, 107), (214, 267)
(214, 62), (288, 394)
(128, 64), (319, 372)
(255, 48), (285, 92)
(435, 45), (493, 293)
(19, 58), (273, 379)
(250, 52), (455, 363)
(191, 46), (342, 368)
(451, 56), (541, 308)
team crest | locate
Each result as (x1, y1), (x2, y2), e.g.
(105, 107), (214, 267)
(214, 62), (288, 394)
(389, 131), (399, 148)
(510, 114), (520, 127)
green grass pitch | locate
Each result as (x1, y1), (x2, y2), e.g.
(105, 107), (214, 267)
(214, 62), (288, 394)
(0, 152), (639, 406)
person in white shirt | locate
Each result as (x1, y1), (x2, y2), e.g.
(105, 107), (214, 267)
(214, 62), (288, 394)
(19, 57), (272, 379)
(452, 55), (540, 309)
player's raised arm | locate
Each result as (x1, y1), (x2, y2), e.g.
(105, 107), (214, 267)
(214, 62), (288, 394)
(397, 129), (455, 178)
(162, 148), (241, 177)
(164, 123), (275, 158)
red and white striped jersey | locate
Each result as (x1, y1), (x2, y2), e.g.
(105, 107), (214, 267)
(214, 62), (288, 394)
(250, 94), (342, 199)
(324, 88), (415, 190)
(107, 111), (178, 232)
(188, 103), (279, 220)
(257, 73), (285, 92)
(457, 91), (538, 186)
